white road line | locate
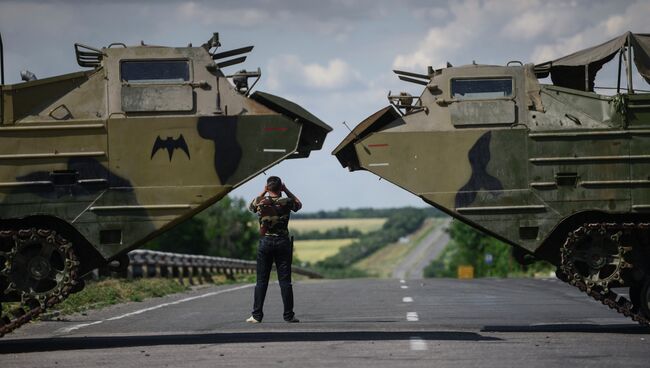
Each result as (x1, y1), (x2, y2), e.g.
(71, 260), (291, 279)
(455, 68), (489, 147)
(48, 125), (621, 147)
(400, 285), (409, 289)
(263, 148), (287, 153)
(402, 296), (413, 303)
(399, 279), (406, 284)
(406, 312), (419, 321)
(368, 163), (390, 167)
(56, 284), (254, 334)
(410, 337), (428, 351)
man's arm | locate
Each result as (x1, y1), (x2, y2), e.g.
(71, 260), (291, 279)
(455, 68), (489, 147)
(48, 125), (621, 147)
(282, 184), (302, 212)
(249, 186), (268, 212)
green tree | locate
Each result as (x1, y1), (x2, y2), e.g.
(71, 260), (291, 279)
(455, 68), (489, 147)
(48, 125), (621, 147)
(425, 220), (554, 278)
(201, 196), (259, 260)
(146, 196), (259, 260)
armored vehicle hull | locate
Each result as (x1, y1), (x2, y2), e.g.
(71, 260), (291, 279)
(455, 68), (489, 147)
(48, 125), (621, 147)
(0, 33), (331, 336)
(334, 32), (650, 325)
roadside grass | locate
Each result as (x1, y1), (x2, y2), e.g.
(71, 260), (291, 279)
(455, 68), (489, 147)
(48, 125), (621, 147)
(294, 238), (357, 264)
(354, 218), (441, 278)
(1, 274), (256, 318)
(290, 218), (386, 234)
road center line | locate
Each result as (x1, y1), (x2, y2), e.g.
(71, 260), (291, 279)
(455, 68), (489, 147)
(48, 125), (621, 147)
(406, 312), (419, 321)
(399, 279), (406, 284)
(410, 337), (428, 351)
(56, 283), (254, 334)
(401, 285), (409, 289)
(402, 296), (413, 303)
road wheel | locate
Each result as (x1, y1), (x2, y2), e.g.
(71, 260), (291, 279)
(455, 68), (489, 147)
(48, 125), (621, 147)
(7, 228), (77, 306)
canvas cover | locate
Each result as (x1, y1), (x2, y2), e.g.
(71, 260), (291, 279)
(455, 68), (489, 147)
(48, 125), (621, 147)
(535, 32), (650, 91)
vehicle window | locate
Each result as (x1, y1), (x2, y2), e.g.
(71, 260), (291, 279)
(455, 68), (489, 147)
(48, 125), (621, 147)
(451, 78), (513, 100)
(120, 60), (189, 83)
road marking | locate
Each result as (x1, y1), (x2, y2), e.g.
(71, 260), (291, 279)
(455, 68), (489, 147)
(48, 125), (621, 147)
(263, 148), (287, 153)
(56, 283), (254, 334)
(406, 312), (419, 321)
(400, 279), (405, 284)
(402, 296), (413, 303)
(368, 163), (390, 167)
(410, 337), (428, 351)
(400, 285), (409, 289)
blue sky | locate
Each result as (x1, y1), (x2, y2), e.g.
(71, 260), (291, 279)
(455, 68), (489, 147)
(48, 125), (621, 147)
(1, 0), (648, 211)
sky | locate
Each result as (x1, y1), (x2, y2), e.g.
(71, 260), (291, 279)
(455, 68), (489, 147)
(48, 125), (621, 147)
(1, 0), (648, 211)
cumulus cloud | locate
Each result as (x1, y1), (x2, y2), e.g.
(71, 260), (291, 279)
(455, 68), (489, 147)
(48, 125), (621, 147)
(392, 0), (644, 70)
(266, 55), (360, 91)
(392, 0), (533, 70)
(530, 0), (650, 62)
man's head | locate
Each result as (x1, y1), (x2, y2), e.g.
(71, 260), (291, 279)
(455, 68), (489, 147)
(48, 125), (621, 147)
(266, 176), (282, 193)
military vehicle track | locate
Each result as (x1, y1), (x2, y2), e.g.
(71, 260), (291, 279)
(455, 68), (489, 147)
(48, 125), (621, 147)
(0, 228), (78, 337)
(559, 222), (650, 327)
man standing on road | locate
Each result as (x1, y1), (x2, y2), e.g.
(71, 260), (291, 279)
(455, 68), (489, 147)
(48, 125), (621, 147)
(246, 176), (302, 323)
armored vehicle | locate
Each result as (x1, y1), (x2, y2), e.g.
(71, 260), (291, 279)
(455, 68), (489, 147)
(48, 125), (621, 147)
(334, 32), (650, 325)
(0, 32), (331, 336)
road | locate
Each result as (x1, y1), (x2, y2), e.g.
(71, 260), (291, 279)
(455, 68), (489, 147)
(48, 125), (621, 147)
(1, 278), (649, 367)
(392, 218), (451, 280)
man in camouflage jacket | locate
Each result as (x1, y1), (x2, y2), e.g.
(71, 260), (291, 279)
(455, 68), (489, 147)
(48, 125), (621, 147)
(246, 176), (302, 323)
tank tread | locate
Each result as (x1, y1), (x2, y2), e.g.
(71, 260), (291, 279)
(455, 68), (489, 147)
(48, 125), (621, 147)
(0, 228), (78, 338)
(560, 222), (650, 327)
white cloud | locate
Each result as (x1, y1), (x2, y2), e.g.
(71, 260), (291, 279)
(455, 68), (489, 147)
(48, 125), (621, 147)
(266, 55), (360, 91)
(530, 0), (650, 62)
(392, 0), (523, 70)
(177, 2), (276, 26)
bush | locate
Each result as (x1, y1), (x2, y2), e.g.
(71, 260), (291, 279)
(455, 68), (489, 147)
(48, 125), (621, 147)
(425, 220), (554, 278)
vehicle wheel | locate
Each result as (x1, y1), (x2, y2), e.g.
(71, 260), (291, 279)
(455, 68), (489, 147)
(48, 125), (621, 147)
(7, 228), (77, 306)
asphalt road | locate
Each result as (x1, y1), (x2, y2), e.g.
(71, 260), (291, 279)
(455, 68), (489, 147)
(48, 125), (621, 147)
(1, 278), (649, 367)
(392, 218), (451, 280)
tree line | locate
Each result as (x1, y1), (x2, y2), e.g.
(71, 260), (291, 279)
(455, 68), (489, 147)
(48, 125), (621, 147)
(293, 206), (443, 219)
(145, 196), (259, 260)
(292, 227), (363, 240)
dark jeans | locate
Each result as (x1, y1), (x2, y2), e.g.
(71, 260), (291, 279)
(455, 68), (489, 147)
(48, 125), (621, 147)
(252, 235), (294, 321)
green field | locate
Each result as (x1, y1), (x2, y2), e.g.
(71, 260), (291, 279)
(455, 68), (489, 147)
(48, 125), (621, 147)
(294, 238), (356, 263)
(290, 218), (386, 234)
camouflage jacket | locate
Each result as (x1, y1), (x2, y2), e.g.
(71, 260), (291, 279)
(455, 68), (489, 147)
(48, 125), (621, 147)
(249, 195), (301, 236)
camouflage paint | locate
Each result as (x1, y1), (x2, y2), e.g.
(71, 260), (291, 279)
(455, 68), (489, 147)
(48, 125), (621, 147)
(334, 61), (650, 262)
(0, 36), (331, 281)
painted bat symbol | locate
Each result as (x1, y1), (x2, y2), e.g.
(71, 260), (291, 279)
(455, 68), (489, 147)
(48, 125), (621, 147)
(151, 134), (191, 161)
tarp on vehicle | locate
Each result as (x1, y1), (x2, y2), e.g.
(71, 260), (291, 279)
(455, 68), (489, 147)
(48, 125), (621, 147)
(535, 31), (650, 91)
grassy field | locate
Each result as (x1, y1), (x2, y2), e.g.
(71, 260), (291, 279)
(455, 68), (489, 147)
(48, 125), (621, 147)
(354, 218), (443, 278)
(294, 238), (356, 263)
(289, 218), (386, 234)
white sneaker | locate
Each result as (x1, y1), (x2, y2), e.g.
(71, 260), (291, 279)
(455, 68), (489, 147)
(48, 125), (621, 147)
(246, 316), (261, 323)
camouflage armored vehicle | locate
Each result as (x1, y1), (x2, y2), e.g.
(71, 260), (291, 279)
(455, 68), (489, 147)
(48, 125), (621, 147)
(0, 32), (331, 336)
(334, 31), (650, 325)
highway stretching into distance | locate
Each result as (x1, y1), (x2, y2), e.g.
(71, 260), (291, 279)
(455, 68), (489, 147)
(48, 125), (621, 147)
(2, 277), (649, 367)
(393, 218), (452, 280)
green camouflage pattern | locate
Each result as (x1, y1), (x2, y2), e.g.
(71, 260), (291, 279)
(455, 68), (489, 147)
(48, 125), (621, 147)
(0, 34), (331, 277)
(249, 196), (300, 236)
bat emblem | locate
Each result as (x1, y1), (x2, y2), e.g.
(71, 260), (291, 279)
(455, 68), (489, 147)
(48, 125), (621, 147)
(151, 134), (191, 161)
